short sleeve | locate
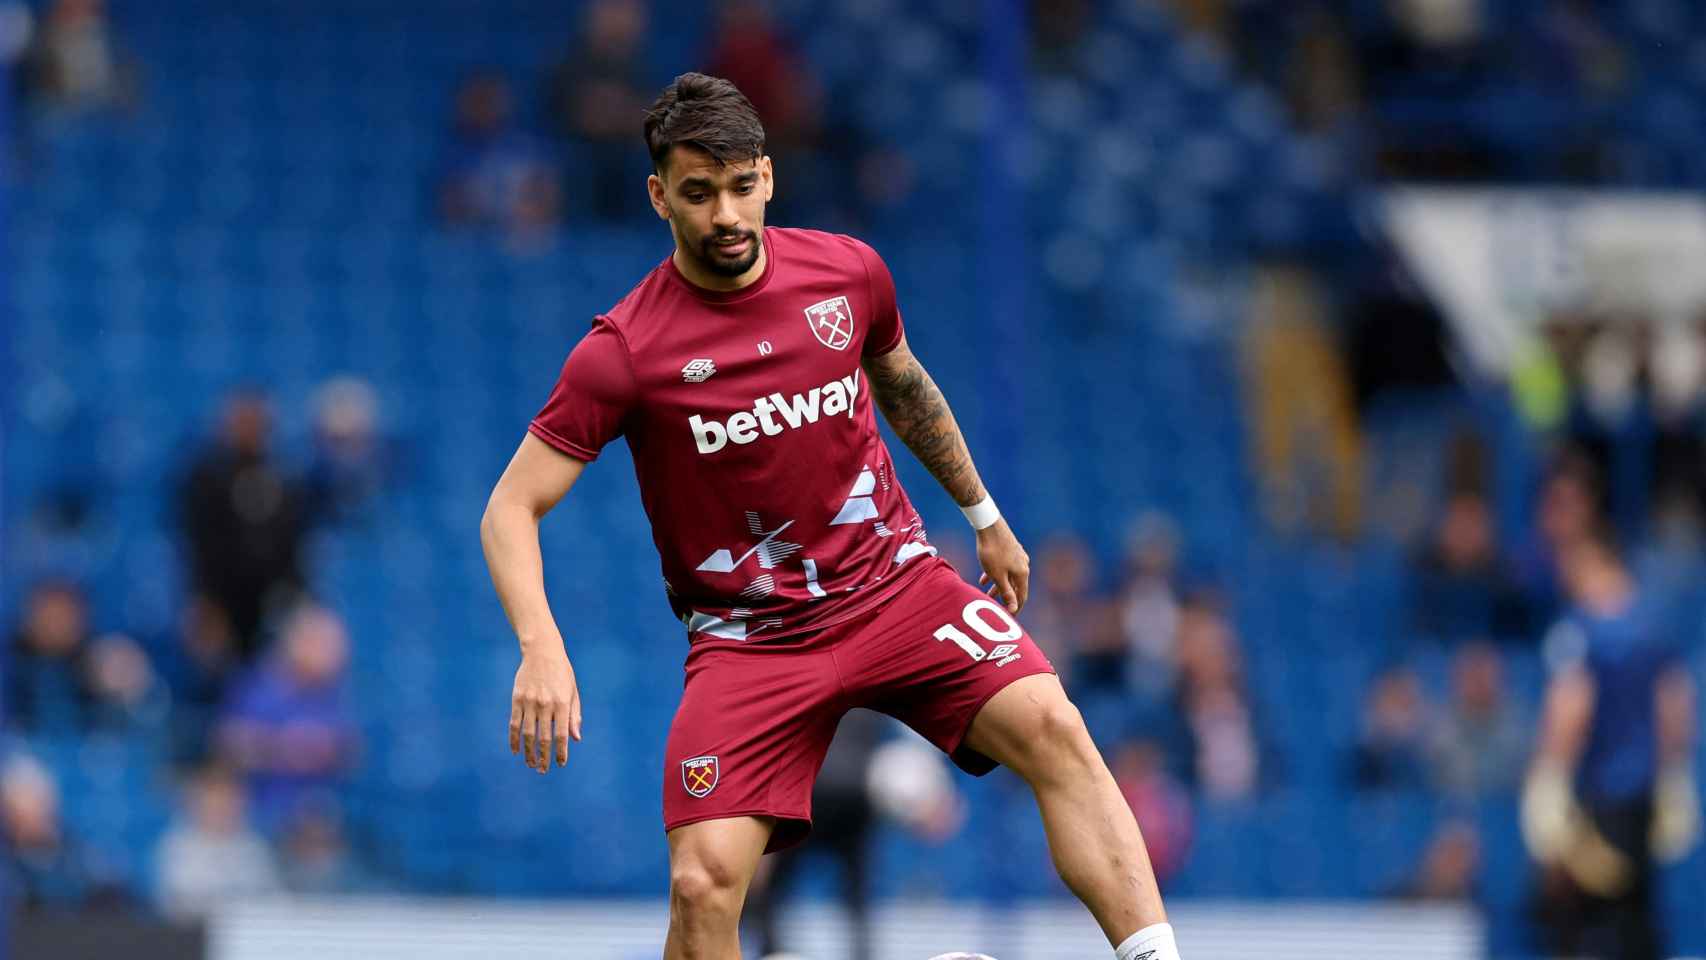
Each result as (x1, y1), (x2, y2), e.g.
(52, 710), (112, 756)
(856, 240), (905, 358)
(528, 318), (638, 462)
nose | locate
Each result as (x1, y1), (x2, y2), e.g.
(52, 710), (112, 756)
(712, 191), (740, 232)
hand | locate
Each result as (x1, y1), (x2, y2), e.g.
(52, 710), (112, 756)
(509, 647), (582, 773)
(975, 518), (1030, 615)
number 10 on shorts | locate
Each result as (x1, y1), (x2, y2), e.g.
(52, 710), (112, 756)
(934, 598), (1025, 667)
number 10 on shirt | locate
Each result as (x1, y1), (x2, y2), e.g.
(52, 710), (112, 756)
(934, 598), (1025, 667)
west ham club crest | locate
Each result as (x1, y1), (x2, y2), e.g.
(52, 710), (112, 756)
(681, 755), (719, 798)
(804, 296), (854, 351)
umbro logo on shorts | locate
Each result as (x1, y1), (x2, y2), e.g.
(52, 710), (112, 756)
(682, 755), (719, 798)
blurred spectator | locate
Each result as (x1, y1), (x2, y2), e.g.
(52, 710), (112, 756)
(703, 0), (819, 150)
(1429, 643), (1527, 799)
(20, 0), (135, 111)
(1111, 739), (1194, 882)
(179, 392), (307, 659)
(1028, 534), (1118, 693)
(1352, 667), (1431, 792)
(1175, 597), (1263, 801)
(164, 596), (243, 768)
(1020, 533), (1087, 690)
(5, 580), (169, 738)
(5, 580), (94, 733)
(1398, 819), (1482, 901)
(1, 754), (93, 910)
(1390, 0), (1485, 54)
(544, 0), (651, 221)
(155, 766), (280, 920)
(1413, 492), (1527, 643)
(80, 631), (168, 734)
(1243, 264), (1364, 540)
(1118, 513), (1182, 703)
(216, 605), (357, 832)
(305, 377), (389, 526)
(1515, 452), (1603, 619)
(439, 72), (562, 244)
(1167, 0), (1228, 41)
(279, 804), (367, 896)
(1030, 0), (1091, 74)
(1285, 6), (1362, 134)
(749, 713), (959, 960)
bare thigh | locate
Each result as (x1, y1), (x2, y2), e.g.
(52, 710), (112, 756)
(960, 673), (1094, 780)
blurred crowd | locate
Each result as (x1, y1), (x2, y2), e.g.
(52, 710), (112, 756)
(1170, 0), (1667, 184)
(5, 384), (390, 917)
(434, 0), (896, 247)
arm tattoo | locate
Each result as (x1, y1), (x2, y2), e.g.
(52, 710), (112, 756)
(865, 350), (987, 508)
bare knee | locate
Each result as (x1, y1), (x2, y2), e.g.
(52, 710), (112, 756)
(1013, 699), (1103, 786)
(670, 853), (745, 922)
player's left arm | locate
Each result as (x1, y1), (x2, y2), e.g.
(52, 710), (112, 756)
(864, 336), (1029, 613)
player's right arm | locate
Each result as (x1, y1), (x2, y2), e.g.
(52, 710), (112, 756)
(1523, 640), (1596, 863)
(481, 434), (588, 773)
(1534, 661), (1596, 772)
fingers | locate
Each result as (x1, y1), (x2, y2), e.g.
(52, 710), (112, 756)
(1012, 565), (1030, 614)
(509, 699), (523, 756)
(554, 706), (570, 767)
(537, 704), (554, 773)
(980, 569), (1017, 612)
(520, 700), (538, 771)
(515, 694), (579, 771)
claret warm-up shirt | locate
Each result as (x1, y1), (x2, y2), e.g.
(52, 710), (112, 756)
(530, 227), (940, 644)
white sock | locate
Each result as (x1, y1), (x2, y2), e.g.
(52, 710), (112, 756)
(1115, 921), (1181, 960)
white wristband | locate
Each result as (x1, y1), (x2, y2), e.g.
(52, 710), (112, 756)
(960, 495), (1000, 531)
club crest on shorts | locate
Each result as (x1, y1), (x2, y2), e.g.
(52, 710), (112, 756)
(804, 296), (854, 351)
(681, 755), (719, 798)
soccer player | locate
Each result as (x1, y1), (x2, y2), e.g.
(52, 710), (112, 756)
(1527, 526), (1698, 960)
(480, 73), (1180, 960)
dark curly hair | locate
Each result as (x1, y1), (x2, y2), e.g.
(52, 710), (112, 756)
(643, 72), (766, 174)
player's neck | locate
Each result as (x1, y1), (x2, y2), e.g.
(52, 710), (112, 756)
(672, 237), (768, 293)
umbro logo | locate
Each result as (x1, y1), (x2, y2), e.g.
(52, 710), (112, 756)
(1132, 952), (1156, 960)
(682, 358), (717, 383)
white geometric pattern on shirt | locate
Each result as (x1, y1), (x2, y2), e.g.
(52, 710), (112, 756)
(893, 515), (938, 564)
(696, 515), (800, 574)
(688, 510), (809, 640)
(739, 575), (776, 600)
(830, 466), (880, 526)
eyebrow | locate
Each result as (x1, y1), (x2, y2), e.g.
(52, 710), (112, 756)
(677, 171), (759, 192)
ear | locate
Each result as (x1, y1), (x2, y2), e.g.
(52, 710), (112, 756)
(647, 173), (671, 221)
(760, 155), (775, 202)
